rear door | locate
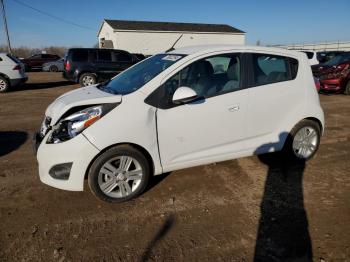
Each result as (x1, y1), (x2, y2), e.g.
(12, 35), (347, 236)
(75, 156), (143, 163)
(94, 49), (119, 80)
(245, 53), (300, 153)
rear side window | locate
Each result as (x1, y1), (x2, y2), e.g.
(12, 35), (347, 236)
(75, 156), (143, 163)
(115, 51), (132, 62)
(71, 50), (88, 62)
(6, 54), (20, 63)
(251, 54), (298, 86)
(97, 50), (112, 61)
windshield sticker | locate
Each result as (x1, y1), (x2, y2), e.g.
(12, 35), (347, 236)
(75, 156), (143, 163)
(162, 55), (182, 61)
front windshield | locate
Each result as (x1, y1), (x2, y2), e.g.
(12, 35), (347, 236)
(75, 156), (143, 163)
(324, 53), (350, 66)
(100, 54), (185, 95)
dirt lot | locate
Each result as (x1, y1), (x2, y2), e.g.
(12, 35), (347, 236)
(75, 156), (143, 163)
(0, 72), (349, 261)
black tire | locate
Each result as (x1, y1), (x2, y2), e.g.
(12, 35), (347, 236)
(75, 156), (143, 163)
(0, 76), (10, 93)
(49, 65), (58, 72)
(344, 81), (350, 95)
(88, 145), (151, 203)
(79, 73), (96, 87)
(283, 119), (321, 162)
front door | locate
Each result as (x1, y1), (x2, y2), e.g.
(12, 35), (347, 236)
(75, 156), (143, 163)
(156, 53), (249, 172)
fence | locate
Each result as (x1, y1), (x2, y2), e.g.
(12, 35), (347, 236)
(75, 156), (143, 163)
(270, 41), (350, 51)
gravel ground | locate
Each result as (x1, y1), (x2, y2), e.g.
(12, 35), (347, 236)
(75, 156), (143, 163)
(0, 72), (349, 261)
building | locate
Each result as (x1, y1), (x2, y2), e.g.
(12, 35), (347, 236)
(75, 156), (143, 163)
(98, 19), (245, 56)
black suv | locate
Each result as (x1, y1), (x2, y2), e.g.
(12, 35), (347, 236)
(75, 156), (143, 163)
(63, 48), (139, 86)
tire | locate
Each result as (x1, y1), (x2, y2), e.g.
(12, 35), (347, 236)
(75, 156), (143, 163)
(49, 65), (58, 72)
(0, 76), (9, 93)
(344, 81), (350, 95)
(79, 73), (96, 87)
(283, 119), (321, 161)
(88, 145), (151, 203)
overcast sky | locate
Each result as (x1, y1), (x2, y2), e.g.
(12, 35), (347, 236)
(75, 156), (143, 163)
(2, 0), (350, 47)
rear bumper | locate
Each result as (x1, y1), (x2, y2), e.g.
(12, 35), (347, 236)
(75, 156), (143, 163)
(10, 77), (28, 87)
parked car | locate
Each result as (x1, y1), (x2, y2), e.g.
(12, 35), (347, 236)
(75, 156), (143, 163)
(312, 52), (350, 94)
(317, 51), (345, 64)
(42, 58), (64, 72)
(0, 52), (27, 93)
(34, 45), (324, 203)
(21, 53), (61, 71)
(63, 48), (139, 87)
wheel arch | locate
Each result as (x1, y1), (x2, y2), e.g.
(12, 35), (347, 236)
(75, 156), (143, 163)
(303, 117), (323, 135)
(84, 142), (155, 180)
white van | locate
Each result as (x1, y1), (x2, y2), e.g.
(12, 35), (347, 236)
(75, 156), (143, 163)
(34, 45), (324, 203)
(0, 53), (27, 92)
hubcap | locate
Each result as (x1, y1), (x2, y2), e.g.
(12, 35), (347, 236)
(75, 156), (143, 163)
(98, 156), (143, 198)
(292, 126), (318, 159)
(82, 75), (95, 86)
(0, 79), (7, 91)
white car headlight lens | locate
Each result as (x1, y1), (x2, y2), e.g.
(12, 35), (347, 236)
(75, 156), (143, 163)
(47, 104), (117, 144)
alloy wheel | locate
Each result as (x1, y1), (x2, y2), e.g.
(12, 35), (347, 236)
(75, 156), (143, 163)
(292, 126), (319, 159)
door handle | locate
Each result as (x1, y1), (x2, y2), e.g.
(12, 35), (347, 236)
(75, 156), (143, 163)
(228, 105), (240, 112)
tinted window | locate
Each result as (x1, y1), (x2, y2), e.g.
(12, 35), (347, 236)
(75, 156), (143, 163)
(72, 50), (88, 62)
(324, 53), (350, 66)
(98, 50), (112, 61)
(115, 51), (132, 62)
(30, 54), (42, 59)
(252, 54), (296, 86)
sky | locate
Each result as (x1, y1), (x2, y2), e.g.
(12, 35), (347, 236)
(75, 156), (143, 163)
(1, 0), (350, 48)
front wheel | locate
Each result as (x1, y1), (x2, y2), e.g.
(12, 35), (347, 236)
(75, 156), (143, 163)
(88, 145), (150, 203)
(284, 119), (321, 161)
(344, 81), (350, 95)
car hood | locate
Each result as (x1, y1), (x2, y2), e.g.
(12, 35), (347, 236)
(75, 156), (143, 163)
(46, 85), (122, 124)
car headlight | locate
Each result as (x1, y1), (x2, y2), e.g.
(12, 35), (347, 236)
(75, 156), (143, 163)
(47, 104), (117, 144)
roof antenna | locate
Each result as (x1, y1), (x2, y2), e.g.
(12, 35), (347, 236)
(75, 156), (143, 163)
(166, 34), (183, 52)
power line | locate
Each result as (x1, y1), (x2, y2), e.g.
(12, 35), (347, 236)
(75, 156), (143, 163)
(1, 0), (12, 53)
(11, 0), (95, 31)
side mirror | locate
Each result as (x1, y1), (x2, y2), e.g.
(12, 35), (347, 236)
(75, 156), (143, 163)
(172, 86), (198, 104)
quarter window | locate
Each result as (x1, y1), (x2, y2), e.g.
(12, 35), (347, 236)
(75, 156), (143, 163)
(72, 50), (88, 62)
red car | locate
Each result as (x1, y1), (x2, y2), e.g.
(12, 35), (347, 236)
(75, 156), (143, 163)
(312, 52), (350, 94)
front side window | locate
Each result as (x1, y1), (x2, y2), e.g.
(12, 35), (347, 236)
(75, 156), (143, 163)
(155, 53), (241, 108)
(98, 50), (112, 62)
(115, 51), (132, 62)
(252, 54), (297, 86)
(99, 54), (185, 95)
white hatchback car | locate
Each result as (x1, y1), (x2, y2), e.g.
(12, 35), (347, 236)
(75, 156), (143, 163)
(35, 45), (324, 202)
(0, 53), (27, 92)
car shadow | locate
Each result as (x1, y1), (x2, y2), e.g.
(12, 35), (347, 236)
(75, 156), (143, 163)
(12, 81), (75, 91)
(139, 214), (175, 262)
(253, 133), (313, 261)
(0, 131), (28, 157)
(146, 172), (172, 192)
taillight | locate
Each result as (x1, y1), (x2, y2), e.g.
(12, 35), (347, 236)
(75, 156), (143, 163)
(13, 65), (21, 70)
(65, 60), (71, 71)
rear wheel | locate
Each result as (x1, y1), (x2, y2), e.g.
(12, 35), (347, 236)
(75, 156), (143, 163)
(49, 65), (58, 72)
(344, 81), (350, 95)
(0, 76), (9, 93)
(79, 73), (96, 87)
(88, 145), (150, 203)
(284, 119), (321, 161)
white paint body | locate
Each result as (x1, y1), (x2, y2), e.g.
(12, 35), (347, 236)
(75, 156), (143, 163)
(37, 45), (324, 191)
(98, 22), (245, 56)
(0, 53), (27, 83)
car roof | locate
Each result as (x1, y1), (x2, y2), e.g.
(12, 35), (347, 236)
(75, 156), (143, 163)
(167, 44), (302, 57)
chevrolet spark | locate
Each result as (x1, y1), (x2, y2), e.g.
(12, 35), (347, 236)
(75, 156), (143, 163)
(35, 45), (324, 203)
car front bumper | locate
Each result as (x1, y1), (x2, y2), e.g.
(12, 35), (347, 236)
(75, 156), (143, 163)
(34, 131), (100, 191)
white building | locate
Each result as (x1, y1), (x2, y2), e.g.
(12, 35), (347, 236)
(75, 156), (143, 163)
(98, 20), (245, 56)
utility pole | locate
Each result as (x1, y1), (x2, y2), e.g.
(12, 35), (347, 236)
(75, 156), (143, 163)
(1, 0), (12, 53)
